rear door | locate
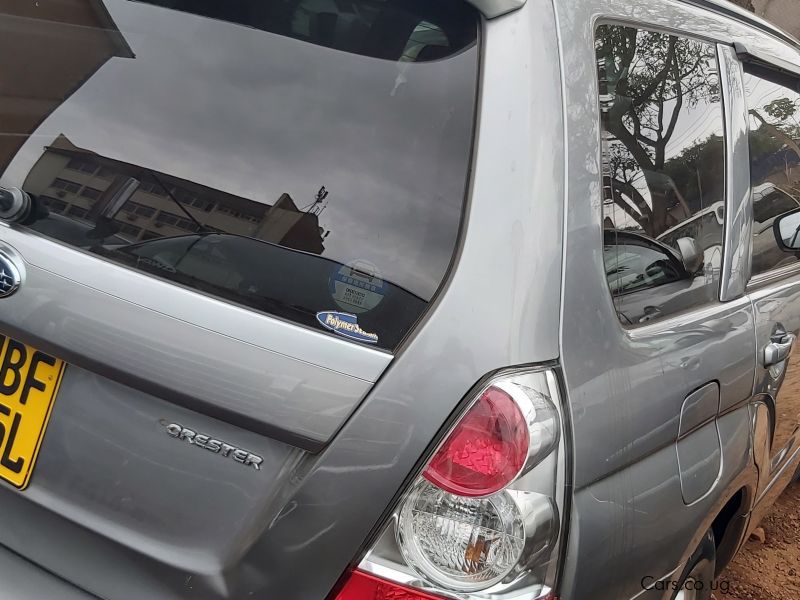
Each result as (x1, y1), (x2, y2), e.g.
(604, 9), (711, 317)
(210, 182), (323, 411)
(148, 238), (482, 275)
(739, 53), (800, 491)
(555, 2), (760, 597)
(0, 1), (480, 597)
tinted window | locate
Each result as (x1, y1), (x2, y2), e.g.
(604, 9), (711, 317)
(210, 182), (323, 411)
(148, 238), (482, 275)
(596, 25), (725, 325)
(604, 235), (684, 296)
(0, 0), (479, 350)
(744, 70), (800, 276)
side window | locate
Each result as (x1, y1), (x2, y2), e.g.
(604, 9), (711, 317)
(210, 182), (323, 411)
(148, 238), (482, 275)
(604, 233), (685, 296)
(743, 70), (800, 276)
(596, 25), (726, 325)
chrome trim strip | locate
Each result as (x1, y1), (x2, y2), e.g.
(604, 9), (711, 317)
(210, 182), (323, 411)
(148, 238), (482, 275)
(625, 296), (751, 339)
(748, 263), (800, 292)
(719, 44), (753, 301)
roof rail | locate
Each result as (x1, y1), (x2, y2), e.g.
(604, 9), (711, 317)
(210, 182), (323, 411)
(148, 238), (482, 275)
(680, 0), (800, 50)
(466, 0), (525, 19)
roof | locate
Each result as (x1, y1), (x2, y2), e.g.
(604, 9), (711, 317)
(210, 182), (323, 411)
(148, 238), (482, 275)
(88, 0), (135, 59)
(680, 0), (800, 50)
(468, 0), (800, 45)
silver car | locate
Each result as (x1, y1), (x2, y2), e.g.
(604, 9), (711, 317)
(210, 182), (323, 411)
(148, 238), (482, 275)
(0, 0), (799, 599)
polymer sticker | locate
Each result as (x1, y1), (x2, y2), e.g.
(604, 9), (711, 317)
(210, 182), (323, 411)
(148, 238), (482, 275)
(316, 311), (379, 344)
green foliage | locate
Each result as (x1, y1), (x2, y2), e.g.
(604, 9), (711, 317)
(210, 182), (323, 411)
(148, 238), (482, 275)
(662, 134), (725, 212)
(748, 125), (786, 159)
(764, 97), (800, 122)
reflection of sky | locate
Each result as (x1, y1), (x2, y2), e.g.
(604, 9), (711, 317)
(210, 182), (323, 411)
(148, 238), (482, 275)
(744, 74), (800, 129)
(1, 0), (477, 300)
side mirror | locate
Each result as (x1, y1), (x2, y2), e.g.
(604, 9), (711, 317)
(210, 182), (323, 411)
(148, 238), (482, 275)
(773, 209), (800, 252)
(675, 237), (704, 276)
(715, 204), (725, 227)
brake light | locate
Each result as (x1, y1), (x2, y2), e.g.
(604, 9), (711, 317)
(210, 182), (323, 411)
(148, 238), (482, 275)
(335, 570), (445, 600)
(423, 386), (529, 497)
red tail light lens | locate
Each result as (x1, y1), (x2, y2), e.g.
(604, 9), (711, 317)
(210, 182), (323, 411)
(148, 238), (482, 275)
(423, 385), (529, 497)
(335, 570), (446, 600)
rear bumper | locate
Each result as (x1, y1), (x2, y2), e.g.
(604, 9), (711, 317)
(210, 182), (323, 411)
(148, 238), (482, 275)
(0, 544), (96, 600)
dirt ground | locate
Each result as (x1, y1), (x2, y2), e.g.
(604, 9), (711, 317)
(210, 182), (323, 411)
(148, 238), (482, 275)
(714, 482), (800, 599)
(714, 348), (800, 599)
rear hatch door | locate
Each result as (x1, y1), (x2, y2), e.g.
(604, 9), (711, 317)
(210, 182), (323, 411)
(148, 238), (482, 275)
(0, 0), (479, 597)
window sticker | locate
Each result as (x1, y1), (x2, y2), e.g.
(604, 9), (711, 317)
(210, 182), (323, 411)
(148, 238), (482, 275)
(330, 260), (386, 314)
(316, 311), (379, 344)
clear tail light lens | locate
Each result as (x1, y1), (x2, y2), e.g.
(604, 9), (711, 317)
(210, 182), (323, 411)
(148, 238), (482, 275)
(397, 482), (526, 590)
(351, 368), (568, 600)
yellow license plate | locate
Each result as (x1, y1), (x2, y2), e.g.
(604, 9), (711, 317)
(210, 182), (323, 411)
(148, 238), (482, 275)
(0, 336), (65, 489)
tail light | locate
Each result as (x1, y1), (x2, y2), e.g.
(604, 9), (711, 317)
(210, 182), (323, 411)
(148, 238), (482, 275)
(422, 386), (530, 497)
(345, 368), (568, 600)
(335, 570), (446, 599)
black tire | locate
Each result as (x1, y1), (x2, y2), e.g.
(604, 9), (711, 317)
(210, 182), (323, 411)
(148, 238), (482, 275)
(672, 529), (716, 600)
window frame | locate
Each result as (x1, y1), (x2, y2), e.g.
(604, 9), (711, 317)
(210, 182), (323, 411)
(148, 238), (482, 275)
(0, 0), (483, 378)
(593, 20), (731, 326)
(603, 230), (689, 298)
(740, 58), (800, 288)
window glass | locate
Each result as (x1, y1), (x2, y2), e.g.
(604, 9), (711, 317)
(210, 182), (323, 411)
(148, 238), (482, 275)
(80, 187), (103, 200)
(596, 25), (725, 325)
(604, 234), (684, 296)
(0, 0), (479, 350)
(744, 70), (800, 276)
(67, 157), (98, 174)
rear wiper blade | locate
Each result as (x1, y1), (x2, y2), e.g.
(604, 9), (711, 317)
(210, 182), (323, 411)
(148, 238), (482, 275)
(145, 170), (212, 234)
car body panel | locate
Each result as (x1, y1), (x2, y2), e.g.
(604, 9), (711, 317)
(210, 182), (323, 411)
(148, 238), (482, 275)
(749, 277), (800, 480)
(556, 0), (800, 599)
(0, 229), (380, 450)
(0, 544), (97, 600)
(466, 0), (526, 19)
(0, 0), (799, 598)
(0, 1), (565, 598)
(560, 406), (754, 600)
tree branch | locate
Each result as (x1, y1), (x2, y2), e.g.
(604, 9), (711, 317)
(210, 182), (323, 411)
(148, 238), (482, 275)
(750, 109), (800, 158)
(658, 51), (684, 167)
(610, 178), (654, 234)
(631, 37), (678, 109)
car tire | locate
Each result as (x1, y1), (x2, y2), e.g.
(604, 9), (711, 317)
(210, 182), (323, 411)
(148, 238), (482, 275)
(672, 528), (716, 600)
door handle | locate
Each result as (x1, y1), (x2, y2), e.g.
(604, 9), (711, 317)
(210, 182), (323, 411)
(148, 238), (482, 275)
(638, 306), (662, 323)
(764, 332), (796, 367)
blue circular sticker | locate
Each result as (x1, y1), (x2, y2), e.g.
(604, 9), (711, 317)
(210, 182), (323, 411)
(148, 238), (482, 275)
(329, 259), (386, 314)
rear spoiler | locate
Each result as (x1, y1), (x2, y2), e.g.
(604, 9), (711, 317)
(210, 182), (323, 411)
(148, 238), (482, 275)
(467, 0), (525, 19)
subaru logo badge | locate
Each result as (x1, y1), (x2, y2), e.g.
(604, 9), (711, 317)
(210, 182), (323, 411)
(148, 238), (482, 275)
(0, 253), (20, 298)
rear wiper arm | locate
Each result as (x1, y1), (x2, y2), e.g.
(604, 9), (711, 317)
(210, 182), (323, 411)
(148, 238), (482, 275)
(145, 170), (212, 234)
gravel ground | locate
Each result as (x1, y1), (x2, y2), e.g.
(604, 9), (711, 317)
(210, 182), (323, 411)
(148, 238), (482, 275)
(714, 482), (800, 599)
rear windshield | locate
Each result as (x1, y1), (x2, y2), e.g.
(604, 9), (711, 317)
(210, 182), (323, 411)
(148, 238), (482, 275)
(0, 0), (479, 350)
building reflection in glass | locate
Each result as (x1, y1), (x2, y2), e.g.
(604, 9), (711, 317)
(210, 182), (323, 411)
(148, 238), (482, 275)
(0, 0), (479, 349)
(23, 134), (326, 254)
